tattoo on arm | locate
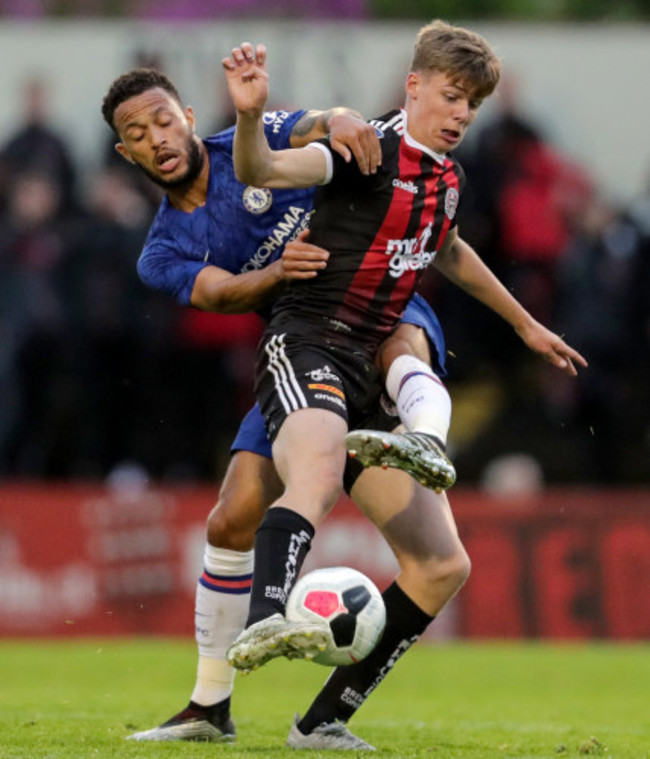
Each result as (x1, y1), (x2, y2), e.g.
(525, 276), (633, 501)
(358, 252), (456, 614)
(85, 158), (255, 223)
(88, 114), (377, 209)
(292, 111), (321, 138)
(291, 107), (365, 144)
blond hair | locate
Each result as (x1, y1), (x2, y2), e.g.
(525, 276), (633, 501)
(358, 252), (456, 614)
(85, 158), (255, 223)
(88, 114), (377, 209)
(410, 20), (501, 99)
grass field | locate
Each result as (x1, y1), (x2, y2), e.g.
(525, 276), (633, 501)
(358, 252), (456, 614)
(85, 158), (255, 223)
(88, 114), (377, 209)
(1, 638), (648, 758)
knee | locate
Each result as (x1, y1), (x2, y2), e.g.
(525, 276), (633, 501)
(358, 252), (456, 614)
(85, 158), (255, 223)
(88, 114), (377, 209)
(206, 490), (262, 552)
(422, 545), (471, 599)
(283, 459), (344, 516)
(377, 323), (430, 375)
(440, 547), (472, 593)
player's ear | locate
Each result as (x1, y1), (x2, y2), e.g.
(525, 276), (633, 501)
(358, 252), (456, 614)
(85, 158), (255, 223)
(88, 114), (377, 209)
(185, 106), (195, 129)
(114, 142), (135, 164)
(405, 71), (421, 100)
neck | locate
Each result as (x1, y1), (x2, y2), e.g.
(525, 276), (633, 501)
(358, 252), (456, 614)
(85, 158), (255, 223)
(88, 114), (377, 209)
(401, 106), (447, 164)
(168, 143), (210, 212)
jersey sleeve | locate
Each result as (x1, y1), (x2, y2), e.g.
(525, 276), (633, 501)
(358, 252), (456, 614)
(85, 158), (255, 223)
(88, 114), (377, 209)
(262, 109), (308, 150)
(137, 242), (205, 306)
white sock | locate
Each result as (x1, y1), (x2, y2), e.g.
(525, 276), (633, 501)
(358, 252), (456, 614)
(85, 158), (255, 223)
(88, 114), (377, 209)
(190, 545), (253, 706)
(385, 354), (451, 445)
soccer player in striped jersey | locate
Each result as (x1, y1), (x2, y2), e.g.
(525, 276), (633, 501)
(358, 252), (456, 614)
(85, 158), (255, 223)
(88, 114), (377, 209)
(101, 66), (457, 748)
(224, 21), (586, 749)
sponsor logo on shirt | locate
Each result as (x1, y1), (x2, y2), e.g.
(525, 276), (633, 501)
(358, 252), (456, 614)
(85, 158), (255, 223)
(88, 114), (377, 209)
(240, 207), (311, 272)
(263, 110), (292, 134)
(384, 222), (436, 278)
(392, 178), (418, 195)
(243, 186), (273, 214)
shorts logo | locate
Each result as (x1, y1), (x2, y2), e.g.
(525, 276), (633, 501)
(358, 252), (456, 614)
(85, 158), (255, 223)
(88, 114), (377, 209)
(314, 392), (346, 410)
(444, 187), (459, 220)
(307, 365), (341, 382)
(243, 186), (273, 214)
(308, 383), (345, 400)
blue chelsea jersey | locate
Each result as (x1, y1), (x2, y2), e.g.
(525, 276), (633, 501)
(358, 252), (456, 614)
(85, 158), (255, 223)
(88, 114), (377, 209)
(137, 109), (315, 306)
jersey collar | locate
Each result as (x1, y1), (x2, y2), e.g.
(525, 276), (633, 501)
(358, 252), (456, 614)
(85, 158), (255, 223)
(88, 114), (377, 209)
(401, 109), (447, 165)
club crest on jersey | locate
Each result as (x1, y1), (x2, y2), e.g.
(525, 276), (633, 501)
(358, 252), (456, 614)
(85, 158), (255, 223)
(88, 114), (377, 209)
(243, 186), (273, 214)
(444, 187), (459, 220)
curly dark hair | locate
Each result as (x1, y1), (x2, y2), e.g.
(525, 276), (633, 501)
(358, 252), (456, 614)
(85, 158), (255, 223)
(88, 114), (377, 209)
(102, 68), (182, 132)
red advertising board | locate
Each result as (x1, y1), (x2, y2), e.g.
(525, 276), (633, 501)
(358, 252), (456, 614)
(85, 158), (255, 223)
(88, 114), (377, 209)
(0, 483), (648, 640)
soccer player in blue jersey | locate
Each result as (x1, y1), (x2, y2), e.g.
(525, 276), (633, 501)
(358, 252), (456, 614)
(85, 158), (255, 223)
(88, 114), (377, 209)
(223, 23), (587, 749)
(101, 66), (458, 749)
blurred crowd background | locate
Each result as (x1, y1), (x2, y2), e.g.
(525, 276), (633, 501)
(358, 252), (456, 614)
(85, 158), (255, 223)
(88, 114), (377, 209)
(0, 2), (649, 491)
(1, 0), (649, 20)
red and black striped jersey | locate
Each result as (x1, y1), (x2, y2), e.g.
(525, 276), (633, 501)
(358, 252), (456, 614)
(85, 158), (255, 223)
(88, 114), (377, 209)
(268, 109), (465, 357)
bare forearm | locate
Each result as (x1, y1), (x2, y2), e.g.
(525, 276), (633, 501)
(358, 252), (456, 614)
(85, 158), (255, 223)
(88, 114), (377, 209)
(435, 232), (588, 376)
(435, 237), (535, 334)
(190, 261), (283, 313)
(233, 112), (275, 186)
(234, 112), (327, 189)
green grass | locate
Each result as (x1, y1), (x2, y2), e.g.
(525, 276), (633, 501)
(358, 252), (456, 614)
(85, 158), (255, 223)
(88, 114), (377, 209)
(0, 639), (648, 758)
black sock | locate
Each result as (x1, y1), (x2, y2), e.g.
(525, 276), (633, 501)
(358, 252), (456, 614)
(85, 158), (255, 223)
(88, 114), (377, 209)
(246, 506), (315, 626)
(298, 582), (433, 733)
(165, 697), (230, 727)
(187, 697), (231, 726)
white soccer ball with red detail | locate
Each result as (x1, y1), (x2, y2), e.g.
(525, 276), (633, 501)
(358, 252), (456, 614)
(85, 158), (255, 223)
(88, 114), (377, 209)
(286, 566), (386, 666)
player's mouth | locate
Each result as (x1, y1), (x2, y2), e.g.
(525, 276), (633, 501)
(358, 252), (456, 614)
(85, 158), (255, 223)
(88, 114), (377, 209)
(156, 150), (181, 174)
(441, 128), (462, 146)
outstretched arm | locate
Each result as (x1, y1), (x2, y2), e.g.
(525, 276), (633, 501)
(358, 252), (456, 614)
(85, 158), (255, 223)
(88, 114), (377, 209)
(434, 228), (588, 376)
(222, 42), (330, 188)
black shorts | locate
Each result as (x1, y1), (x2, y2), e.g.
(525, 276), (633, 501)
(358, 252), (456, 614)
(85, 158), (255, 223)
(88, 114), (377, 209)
(255, 331), (399, 490)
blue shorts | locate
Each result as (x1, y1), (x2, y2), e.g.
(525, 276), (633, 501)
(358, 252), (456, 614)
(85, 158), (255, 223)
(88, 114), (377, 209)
(230, 293), (445, 458)
(400, 292), (447, 377)
(231, 402), (273, 458)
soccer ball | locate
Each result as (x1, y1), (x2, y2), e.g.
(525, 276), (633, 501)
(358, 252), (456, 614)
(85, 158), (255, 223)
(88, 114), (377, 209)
(286, 566), (386, 666)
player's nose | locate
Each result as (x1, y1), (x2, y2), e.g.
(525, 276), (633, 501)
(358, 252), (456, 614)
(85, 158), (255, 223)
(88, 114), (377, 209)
(149, 126), (168, 148)
(453, 100), (470, 123)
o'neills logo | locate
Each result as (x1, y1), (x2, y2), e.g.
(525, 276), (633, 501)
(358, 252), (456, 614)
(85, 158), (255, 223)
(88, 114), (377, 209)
(392, 178), (418, 195)
(243, 186), (273, 214)
(445, 187), (459, 219)
(384, 222), (435, 278)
